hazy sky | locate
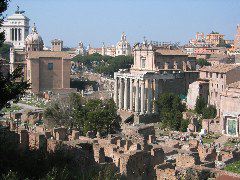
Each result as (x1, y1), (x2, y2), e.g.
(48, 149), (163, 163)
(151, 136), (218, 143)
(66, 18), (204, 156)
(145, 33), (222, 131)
(4, 0), (240, 47)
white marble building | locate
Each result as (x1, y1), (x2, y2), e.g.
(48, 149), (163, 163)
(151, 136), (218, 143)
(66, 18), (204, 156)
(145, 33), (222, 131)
(0, 8), (30, 50)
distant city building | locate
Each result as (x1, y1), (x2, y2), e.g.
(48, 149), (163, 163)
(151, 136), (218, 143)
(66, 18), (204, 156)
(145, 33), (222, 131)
(189, 32), (206, 46)
(101, 42), (116, 57)
(88, 32), (131, 57)
(75, 41), (86, 55)
(115, 32), (131, 56)
(206, 32), (225, 46)
(51, 39), (63, 51)
(0, 7), (30, 50)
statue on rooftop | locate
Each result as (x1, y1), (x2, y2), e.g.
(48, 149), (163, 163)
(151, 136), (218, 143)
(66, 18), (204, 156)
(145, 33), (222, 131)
(15, 6), (25, 14)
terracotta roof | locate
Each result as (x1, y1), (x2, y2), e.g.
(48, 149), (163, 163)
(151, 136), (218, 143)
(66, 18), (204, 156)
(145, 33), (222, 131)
(156, 49), (187, 56)
(207, 54), (228, 61)
(200, 64), (240, 73)
(28, 51), (72, 59)
(227, 81), (240, 89)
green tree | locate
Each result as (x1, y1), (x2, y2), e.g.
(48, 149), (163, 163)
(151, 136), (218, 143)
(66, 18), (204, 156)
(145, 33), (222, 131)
(44, 93), (120, 135)
(82, 98), (119, 135)
(43, 93), (83, 128)
(0, 43), (11, 61)
(202, 105), (217, 119)
(0, 1), (30, 110)
(157, 93), (186, 131)
(197, 59), (211, 67)
(195, 96), (207, 114)
(72, 53), (133, 77)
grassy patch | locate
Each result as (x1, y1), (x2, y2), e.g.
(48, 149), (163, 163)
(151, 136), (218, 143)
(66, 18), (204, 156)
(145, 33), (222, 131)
(202, 137), (215, 144)
(0, 104), (22, 113)
(224, 141), (237, 147)
(225, 160), (240, 174)
(19, 94), (47, 108)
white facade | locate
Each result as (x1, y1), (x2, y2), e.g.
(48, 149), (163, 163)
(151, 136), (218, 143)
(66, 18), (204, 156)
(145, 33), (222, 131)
(0, 9), (30, 50)
(115, 32), (131, 56)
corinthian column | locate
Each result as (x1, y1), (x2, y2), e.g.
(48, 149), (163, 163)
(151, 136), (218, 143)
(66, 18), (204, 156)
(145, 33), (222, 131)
(129, 78), (133, 111)
(119, 78), (124, 109)
(140, 80), (145, 114)
(124, 78), (129, 110)
(114, 77), (118, 106)
(135, 79), (139, 113)
(154, 79), (159, 113)
(147, 79), (153, 114)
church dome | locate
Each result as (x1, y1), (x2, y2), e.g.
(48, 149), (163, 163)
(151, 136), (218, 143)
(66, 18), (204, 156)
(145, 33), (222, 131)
(25, 24), (43, 45)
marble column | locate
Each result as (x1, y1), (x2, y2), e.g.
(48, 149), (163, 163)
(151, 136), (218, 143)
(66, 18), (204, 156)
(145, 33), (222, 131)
(129, 78), (133, 111)
(140, 80), (145, 114)
(124, 78), (129, 110)
(154, 79), (159, 113)
(119, 78), (124, 109)
(15, 28), (17, 41)
(10, 28), (12, 41)
(114, 77), (118, 106)
(135, 79), (139, 113)
(147, 79), (153, 114)
(12, 28), (15, 41)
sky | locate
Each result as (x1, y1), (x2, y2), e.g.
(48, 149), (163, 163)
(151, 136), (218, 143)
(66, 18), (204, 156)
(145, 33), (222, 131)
(4, 0), (240, 48)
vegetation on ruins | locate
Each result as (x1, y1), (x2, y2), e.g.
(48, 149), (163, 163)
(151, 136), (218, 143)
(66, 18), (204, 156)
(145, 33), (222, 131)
(0, 134), (118, 180)
(195, 96), (217, 119)
(225, 160), (240, 174)
(197, 58), (211, 67)
(156, 93), (188, 131)
(44, 93), (120, 136)
(72, 53), (134, 76)
(0, 0), (30, 111)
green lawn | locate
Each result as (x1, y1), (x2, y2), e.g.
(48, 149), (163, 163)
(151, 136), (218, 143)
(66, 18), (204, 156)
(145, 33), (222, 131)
(224, 141), (237, 147)
(202, 137), (215, 144)
(225, 160), (240, 174)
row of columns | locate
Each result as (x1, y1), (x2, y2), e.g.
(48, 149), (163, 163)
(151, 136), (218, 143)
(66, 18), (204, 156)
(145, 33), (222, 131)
(10, 28), (22, 41)
(114, 77), (159, 115)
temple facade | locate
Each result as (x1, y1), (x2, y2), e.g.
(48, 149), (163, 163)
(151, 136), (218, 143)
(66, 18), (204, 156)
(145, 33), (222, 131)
(114, 42), (198, 123)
